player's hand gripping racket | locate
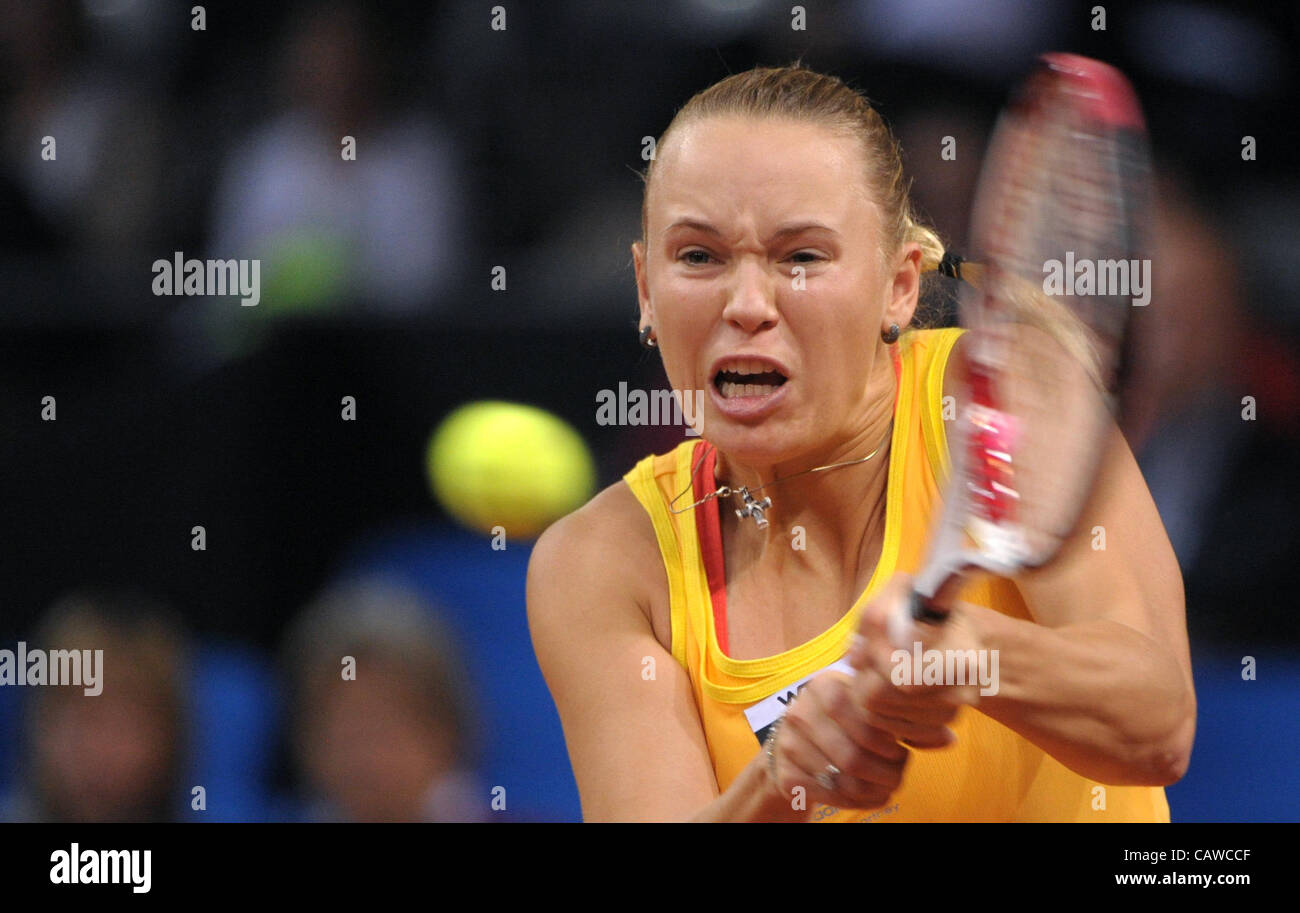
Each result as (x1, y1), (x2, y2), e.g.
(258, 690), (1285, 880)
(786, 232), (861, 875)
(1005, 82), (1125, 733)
(894, 53), (1151, 640)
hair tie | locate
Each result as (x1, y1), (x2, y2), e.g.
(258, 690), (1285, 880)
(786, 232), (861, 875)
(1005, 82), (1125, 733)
(938, 251), (964, 280)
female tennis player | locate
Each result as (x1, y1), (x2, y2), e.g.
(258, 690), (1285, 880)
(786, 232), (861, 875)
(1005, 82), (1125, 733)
(526, 64), (1195, 822)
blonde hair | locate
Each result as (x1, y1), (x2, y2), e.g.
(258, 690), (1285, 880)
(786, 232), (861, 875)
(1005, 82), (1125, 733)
(640, 65), (944, 273)
(637, 63), (1102, 387)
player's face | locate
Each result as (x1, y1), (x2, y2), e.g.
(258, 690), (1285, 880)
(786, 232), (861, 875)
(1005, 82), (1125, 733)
(635, 116), (902, 468)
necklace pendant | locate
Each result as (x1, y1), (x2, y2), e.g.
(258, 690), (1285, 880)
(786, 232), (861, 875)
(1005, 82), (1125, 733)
(735, 487), (773, 529)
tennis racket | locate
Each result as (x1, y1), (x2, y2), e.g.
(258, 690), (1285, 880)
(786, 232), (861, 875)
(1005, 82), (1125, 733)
(898, 52), (1151, 635)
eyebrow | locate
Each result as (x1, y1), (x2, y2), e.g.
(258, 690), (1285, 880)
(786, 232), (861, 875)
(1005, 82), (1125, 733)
(663, 219), (839, 242)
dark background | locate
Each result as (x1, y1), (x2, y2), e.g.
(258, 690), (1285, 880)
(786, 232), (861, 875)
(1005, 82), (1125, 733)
(0, 0), (1296, 822)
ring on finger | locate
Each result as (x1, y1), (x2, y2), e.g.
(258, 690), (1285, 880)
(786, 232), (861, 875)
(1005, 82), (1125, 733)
(815, 763), (842, 792)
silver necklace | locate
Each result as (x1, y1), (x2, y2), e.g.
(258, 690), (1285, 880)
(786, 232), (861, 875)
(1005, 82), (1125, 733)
(668, 421), (893, 530)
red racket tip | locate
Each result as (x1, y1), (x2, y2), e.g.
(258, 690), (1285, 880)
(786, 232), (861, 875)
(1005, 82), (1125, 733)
(1038, 52), (1146, 131)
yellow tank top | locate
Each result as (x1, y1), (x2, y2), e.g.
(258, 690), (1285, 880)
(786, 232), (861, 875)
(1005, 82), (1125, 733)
(622, 328), (1169, 822)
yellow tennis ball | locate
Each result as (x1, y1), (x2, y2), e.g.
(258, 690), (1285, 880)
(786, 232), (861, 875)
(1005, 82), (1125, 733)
(426, 401), (597, 540)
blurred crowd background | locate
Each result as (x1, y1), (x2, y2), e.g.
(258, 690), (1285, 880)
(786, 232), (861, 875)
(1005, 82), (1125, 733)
(1, 0), (1297, 822)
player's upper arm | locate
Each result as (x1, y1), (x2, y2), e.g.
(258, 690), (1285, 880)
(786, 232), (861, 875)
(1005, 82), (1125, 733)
(526, 482), (719, 821)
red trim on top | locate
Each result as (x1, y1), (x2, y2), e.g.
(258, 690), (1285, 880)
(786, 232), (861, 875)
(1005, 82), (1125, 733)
(692, 442), (730, 655)
(693, 341), (906, 659)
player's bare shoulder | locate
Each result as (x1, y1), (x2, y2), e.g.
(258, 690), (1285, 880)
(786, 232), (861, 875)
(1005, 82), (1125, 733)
(526, 479), (670, 648)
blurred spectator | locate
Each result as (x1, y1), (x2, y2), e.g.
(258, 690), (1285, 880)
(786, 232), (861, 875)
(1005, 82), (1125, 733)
(893, 102), (988, 257)
(1122, 171), (1300, 646)
(2, 590), (190, 822)
(280, 577), (486, 822)
(1123, 171), (1256, 566)
(207, 2), (464, 317)
(0, 0), (173, 259)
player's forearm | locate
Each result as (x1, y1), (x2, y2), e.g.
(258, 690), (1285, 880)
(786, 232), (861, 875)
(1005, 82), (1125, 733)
(689, 752), (812, 823)
(966, 604), (1195, 786)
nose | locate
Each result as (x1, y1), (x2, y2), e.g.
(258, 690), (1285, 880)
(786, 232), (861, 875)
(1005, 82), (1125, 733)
(721, 257), (779, 335)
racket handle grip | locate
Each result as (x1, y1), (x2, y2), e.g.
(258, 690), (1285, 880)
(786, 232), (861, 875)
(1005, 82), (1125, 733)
(885, 587), (953, 650)
(909, 588), (951, 624)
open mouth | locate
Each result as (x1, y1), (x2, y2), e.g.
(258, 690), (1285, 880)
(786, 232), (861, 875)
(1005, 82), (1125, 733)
(713, 359), (789, 399)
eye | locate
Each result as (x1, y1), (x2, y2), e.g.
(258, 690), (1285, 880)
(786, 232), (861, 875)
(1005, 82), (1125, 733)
(679, 249), (716, 266)
(787, 251), (824, 264)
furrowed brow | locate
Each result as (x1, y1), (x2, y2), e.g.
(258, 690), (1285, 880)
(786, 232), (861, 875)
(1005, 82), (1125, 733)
(663, 218), (721, 238)
(768, 221), (838, 241)
(662, 219), (838, 241)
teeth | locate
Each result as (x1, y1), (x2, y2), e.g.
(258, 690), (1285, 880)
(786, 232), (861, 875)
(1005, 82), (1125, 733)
(720, 381), (780, 399)
(719, 358), (777, 376)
